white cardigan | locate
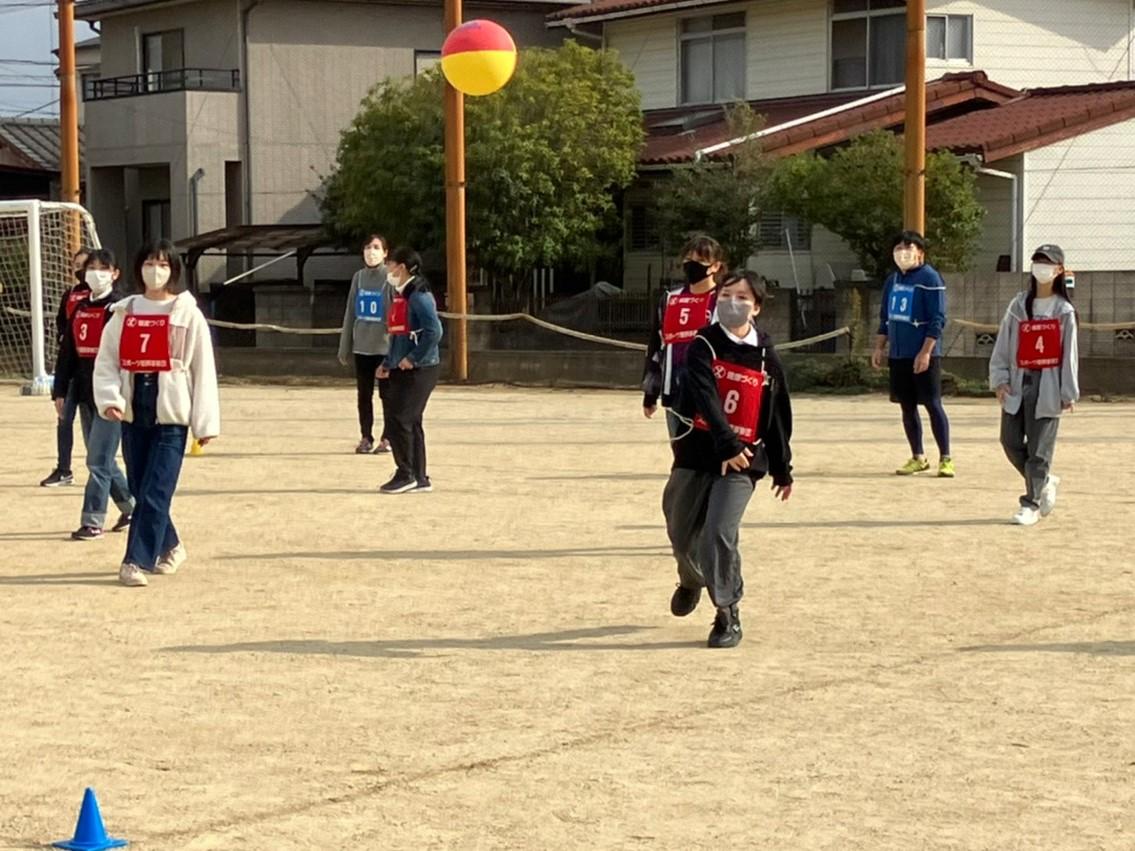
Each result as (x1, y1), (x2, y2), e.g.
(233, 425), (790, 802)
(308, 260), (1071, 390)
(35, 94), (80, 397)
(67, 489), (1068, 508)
(93, 291), (221, 440)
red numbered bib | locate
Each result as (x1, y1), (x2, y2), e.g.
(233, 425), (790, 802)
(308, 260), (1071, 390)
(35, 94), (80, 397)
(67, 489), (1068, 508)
(120, 315), (171, 372)
(662, 293), (713, 345)
(1017, 318), (1062, 369)
(65, 288), (88, 320)
(387, 294), (409, 336)
(71, 307), (104, 358)
(693, 360), (767, 444)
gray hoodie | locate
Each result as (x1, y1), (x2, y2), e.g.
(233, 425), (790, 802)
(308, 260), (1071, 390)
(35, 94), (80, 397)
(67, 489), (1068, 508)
(989, 292), (1079, 419)
(338, 267), (394, 360)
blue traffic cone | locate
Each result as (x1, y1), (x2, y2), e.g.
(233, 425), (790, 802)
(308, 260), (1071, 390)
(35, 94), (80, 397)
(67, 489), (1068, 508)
(54, 788), (128, 850)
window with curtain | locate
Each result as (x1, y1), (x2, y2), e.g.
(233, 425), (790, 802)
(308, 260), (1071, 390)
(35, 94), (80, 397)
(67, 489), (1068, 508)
(927, 14), (973, 61)
(680, 12), (746, 105)
(830, 0), (906, 90)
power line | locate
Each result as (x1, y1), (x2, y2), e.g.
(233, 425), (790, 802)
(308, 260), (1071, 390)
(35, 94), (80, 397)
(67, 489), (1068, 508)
(0, 96), (60, 118)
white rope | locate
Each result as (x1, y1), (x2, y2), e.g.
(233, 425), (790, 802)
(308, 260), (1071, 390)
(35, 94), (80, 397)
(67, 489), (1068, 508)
(205, 311), (853, 353)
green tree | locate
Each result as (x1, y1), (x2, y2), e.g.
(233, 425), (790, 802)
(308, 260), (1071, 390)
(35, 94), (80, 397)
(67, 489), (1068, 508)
(320, 41), (644, 289)
(769, 129), (985, 279)
(651, 104), (771, 270)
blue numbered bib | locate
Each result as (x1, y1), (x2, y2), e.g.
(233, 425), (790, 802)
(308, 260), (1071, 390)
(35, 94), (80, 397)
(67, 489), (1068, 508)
(887, 283), (916, 324)
(355, 288), (384, 322)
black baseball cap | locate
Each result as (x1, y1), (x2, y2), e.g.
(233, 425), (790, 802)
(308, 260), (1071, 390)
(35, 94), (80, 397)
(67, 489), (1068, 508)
(1032, 244), (1064, 265)
(892, 230), (927, 251)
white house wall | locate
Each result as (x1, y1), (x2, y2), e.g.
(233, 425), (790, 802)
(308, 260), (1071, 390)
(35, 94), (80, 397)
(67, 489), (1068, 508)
(607, 0), (1134, 112)
(1020, 117), (1135, 271)
(925, 0), (1133, 89)
(605, 0), (830, 110)
(605, 16), (679, 110)
(972, 160), (1018, 274)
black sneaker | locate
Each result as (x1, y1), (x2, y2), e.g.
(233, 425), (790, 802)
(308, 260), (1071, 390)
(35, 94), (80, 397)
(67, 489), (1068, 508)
(409, 478), (433, 493)
(111, 513), (132, 532)
(355, 438), (375, 454)
(707, 605), (742, 649)
(670, 585), (701, 617)
(41, 468), (74, 487)
(379, 475), (417, 495)
(70, 525), (104, 541)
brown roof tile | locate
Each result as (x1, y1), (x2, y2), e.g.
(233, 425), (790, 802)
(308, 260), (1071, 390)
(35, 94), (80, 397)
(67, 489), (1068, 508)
(926, 80), (1135, 161)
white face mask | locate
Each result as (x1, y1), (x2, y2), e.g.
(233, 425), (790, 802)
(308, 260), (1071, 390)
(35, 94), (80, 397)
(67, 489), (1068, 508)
(1032, 263), (1059, 285)
(85, 268), (114, 297)
(894, 248), (920, 272)
(363, 248), (385, 269)
(142, 264), (171, 291)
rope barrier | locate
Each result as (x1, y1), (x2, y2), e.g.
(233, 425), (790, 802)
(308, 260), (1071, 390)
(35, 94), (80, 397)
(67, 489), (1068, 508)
(206, 312), (851, 353)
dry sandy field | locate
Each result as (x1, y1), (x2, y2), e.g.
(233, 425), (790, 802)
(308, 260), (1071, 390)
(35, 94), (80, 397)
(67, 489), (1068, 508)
(1, 384), (1133, 850)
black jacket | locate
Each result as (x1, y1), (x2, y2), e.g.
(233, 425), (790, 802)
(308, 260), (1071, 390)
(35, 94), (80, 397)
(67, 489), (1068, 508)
(54, 282), (91, 343)
(671, 323), (793, 486)
(52, 290), (122, 404)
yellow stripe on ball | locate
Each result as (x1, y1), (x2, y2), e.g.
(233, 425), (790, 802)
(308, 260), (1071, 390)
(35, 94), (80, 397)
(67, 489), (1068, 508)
(441, 50), (517, 97)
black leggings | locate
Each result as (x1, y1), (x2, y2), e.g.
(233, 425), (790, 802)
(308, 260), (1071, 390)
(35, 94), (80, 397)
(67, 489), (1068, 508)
(354, 353), (390, 442)
(900, 398), (951, 457)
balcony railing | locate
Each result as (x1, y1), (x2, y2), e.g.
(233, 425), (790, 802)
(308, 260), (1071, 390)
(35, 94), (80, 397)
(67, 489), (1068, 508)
(86, 68), (240, 101)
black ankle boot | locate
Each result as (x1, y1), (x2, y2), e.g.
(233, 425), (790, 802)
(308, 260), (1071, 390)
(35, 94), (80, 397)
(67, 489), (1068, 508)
(670, 584), (702, 617)
(707, 605), (742, 648)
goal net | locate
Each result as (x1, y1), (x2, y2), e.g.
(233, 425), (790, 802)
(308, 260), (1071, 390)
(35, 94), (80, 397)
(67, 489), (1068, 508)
(0, 200), (101, 393)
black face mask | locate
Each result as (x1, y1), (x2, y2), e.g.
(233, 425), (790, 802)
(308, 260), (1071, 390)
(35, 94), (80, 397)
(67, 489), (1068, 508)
(683, 260), (712, 285)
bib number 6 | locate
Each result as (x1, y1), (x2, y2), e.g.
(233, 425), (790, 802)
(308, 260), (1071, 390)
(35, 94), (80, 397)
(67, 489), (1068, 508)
(723, 389), (740, 415)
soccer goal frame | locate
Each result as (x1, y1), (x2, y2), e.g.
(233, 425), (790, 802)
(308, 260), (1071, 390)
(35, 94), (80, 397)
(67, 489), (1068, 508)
(0, 199), (101, 394)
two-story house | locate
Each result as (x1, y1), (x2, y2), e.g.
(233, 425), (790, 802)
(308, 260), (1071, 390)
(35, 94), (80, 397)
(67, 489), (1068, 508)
(550, 0), (1135, 290)
(75, 0), (569, 283)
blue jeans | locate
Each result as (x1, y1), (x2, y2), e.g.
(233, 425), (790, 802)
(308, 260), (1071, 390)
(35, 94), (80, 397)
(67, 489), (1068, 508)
(121, 374), (187, 570)
(56, 387), (79, 472)
(78, 402), (134, 528)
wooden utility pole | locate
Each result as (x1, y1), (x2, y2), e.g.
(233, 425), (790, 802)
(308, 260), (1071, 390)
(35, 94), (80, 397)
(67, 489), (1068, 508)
(443, 0), (468, 381)
(58, 0), (80, 206)
(903, 0), (926, 234)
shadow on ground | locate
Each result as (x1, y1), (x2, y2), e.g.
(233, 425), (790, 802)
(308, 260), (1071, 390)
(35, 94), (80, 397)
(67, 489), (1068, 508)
(163, 625), (697, 658)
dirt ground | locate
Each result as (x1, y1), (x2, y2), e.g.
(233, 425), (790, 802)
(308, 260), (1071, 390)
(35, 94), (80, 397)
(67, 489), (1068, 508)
(1, 384), (1132, 850)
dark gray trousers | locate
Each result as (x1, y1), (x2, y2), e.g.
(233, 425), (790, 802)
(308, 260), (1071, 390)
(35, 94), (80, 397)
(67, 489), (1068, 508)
(662, 468), (756, 609)
(1000, 374), (1060, 509)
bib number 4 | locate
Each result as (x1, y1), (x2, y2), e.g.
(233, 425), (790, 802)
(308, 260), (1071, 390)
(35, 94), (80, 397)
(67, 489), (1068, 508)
(1017, 319), (1062, 369)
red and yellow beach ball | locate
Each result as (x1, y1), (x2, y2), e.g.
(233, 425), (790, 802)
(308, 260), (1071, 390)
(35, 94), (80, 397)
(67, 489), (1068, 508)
(440, 20), (517, 97)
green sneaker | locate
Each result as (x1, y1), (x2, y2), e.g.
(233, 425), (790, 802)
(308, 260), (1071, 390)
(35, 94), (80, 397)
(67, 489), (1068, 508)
(938, 457), (956, 478)
(896, 457), (931, 476)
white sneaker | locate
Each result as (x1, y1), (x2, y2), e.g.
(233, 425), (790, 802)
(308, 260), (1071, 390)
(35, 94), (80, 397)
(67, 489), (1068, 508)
(1012, 506), (1041, 527)
(153, 544), (187, 575)
(119, 563), (148, 587)
(1039, 475), (1061, 517)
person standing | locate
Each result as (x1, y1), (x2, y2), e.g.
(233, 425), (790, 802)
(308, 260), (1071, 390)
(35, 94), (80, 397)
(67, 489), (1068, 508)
(989, 245), (1079, 526)
(378, 248), (442, 495)
(93, 240), (220, 587)
(40, 247), (91, 487)
(642, 235), (724, 437)
(338, 234), (395, 454)
(662, 272), (793, 648)
(871, 231), (955, 477)
(53, 249), (135, 540)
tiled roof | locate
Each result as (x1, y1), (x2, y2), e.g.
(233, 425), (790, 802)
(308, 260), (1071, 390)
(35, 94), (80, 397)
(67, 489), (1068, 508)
(549, 0), (709, 22)
(641, 72), (1017, 165)
(925, 80), (1135, 161)
(0, 118), (85, 173)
